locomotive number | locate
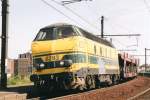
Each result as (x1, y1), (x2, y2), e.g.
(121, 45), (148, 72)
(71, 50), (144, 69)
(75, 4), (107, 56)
(46, 55), (59, 61)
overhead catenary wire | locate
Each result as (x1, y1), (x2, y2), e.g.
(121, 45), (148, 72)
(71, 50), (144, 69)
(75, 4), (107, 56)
(107, 20), (140, 47)
(61, 0), (90, 5)
(111, 38), (127, 47)
(51, 0), (100, 32)
(105, 19), (137, 35)
(112, 38), (138, 55)
(132, 55), (150, 56)
(85, 1), (100, 18)
(40, 0), (86, 28)
(99, 18), (140, 48)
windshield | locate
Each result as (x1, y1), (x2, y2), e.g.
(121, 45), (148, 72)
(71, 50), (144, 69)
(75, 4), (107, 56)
(34, 26), (76, 41)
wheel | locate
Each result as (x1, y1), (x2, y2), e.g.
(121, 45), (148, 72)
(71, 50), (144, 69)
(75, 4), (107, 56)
(112, 75), (119, 85)
(86, 75), (95, 89)
(77, 85), (85, 91)
(95, 75), (101, 88)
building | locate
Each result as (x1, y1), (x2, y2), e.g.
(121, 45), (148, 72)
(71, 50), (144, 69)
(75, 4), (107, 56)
(17, 58), (32, 76)
(0, 59), (18, 78)
(6, 59), (15, 77)
(13, 59), (18, 76)
(17, 52), (32, 77)
(19, 52), (31, 59)
(1, 52), (32, 78)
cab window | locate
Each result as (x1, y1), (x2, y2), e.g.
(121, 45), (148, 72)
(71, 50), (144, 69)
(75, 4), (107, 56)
(34, 27), (55, 41)
(34, 26), (75, 41)
(57, 27), (75, 39)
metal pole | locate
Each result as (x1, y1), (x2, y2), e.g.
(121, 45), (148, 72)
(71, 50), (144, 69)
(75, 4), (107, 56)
(145, 48), (147, 72)
(1, 0), (9, 88)
(101, 16), (104, 38)
(61, 0), (92, 5)
(97, 34), (141, 37)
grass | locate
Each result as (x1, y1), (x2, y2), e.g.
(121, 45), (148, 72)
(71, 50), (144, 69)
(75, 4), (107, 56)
(7, 75), (32, 86)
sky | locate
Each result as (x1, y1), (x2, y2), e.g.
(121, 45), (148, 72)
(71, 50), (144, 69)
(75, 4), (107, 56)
(0, 0), (150, 65)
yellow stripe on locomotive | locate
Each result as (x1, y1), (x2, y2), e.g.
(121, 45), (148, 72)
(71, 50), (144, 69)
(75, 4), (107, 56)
(32, 35), (119, 75)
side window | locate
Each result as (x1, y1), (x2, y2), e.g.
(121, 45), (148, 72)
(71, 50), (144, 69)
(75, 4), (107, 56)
(100, 47), (102, 56)
(105, 48), (107, 57)
(102, 48), (104, 57)
(88, 56), (98, 64)
(78, 54), (86, 63)
(94, 45), (96, 54)
(63, 54), (86, 63)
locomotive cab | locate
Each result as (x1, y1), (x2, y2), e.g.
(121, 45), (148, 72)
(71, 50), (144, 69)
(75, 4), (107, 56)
(34, 25), (78, 41)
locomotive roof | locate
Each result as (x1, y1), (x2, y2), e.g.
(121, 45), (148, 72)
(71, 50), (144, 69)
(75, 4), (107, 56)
(78, 28), (114, 48)
(42, 23), (114, 48)
(42, 23), (71, 28)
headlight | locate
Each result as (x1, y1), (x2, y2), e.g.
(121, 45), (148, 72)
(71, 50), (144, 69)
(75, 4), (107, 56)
(39, 63), (45, 68)
(68, 60), (72, 64)
(60, 61), (64, 66)
(59, 60), (72, 67)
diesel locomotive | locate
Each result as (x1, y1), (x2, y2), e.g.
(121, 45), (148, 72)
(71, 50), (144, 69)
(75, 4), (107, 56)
(30, 23), (138, 91)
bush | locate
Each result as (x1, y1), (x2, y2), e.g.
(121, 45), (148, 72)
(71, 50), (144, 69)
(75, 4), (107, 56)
(7, 75), (32, 86)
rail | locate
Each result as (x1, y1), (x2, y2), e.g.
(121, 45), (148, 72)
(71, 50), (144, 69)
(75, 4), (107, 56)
(127, 87), (150, 100)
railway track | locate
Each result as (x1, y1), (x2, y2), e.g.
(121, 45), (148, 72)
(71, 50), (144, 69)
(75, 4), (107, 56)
(0, 76), (150, 100)
(45, 82), (130, 100)
(38, 76), (150, 100)
(49, 86), (150, 100)
(29, 80), (123, 100)
(48, 88), (106, 100)
(127, 87), (150, 100)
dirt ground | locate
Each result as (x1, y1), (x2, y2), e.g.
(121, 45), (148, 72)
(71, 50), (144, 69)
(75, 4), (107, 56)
(57, 76), (150, 100)
(0, 76), (150, 100)
(135, 88), (150, 100)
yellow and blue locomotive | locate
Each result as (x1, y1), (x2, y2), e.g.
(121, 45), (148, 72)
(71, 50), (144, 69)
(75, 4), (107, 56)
(30, 23), (120, 90)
